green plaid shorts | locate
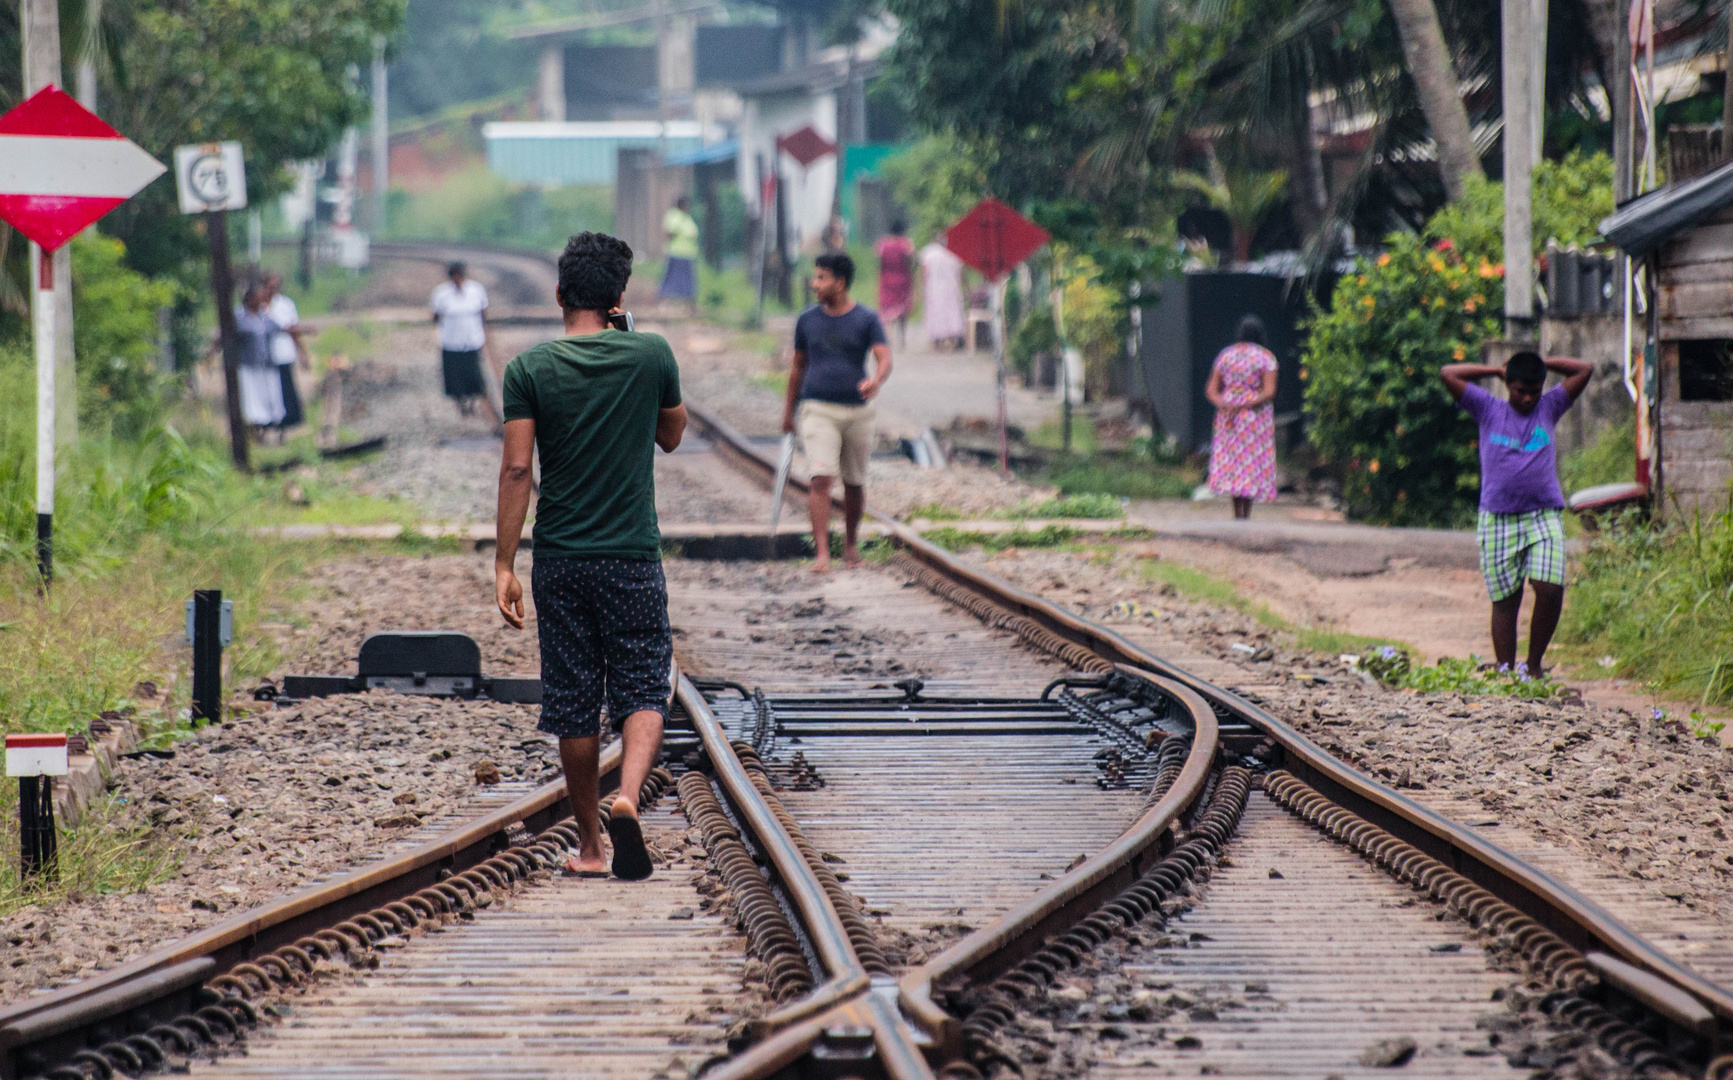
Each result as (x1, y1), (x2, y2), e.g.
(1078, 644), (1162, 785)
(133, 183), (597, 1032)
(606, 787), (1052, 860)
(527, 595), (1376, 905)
(1476, 509), (1566, 601)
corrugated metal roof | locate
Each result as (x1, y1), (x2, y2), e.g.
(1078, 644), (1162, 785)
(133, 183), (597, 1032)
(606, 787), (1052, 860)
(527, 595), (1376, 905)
(1601, 159), (1733, 257)
(482, 122), (705, 186)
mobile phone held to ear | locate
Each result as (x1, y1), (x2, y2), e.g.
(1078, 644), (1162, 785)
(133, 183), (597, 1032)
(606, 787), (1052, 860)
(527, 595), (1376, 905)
(608, 311), (635, 332)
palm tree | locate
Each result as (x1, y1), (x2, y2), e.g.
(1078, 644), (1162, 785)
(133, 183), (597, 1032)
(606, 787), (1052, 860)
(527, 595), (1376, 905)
(1386, 0), (1483, 201)
(1173, 164), (1291, 264)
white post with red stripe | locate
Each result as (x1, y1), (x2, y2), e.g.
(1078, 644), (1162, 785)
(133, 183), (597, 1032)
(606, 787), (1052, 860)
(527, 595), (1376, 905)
(5, 732), (69, 778)
(6, 732), (67, 879)
(0, 87), (166, 583)
(34, 246), (54, 581)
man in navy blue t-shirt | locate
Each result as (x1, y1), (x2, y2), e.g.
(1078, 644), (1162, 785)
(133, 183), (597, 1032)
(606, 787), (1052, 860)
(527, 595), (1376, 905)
(780, 252), (894, 572)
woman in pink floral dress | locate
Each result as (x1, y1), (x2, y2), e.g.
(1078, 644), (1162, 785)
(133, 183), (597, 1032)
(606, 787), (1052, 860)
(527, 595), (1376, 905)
(1205, 316), (1279, 519)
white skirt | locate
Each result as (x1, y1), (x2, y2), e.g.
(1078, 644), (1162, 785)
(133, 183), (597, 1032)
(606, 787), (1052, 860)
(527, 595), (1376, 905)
(239, 365), (285, 426)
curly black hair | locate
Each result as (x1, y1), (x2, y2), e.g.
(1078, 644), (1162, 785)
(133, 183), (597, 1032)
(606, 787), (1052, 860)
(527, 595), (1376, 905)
(815, 251), (854, 288)
(557, 232), (634, 313)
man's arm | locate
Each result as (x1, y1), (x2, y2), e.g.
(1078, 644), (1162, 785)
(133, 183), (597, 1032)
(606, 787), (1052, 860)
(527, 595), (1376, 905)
(657, 404), (688, 452)
(860, 343), (893, 400)
(782, 350), (807, 433)
(1440, 363), (1503, 402)
(495, 418), (536, 629)
(1547, 355), (1594, 402)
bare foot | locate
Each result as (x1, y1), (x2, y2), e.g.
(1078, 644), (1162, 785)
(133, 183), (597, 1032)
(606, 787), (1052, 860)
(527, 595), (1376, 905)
(843, 546), (863, 568)
(565, 854), (609, 877)
(812, 557), (831, 574)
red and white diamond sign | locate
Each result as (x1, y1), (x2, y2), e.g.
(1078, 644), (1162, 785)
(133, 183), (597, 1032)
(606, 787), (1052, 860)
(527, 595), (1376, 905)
(945, 197), (1050, 283)
(0, 87), (166, 252)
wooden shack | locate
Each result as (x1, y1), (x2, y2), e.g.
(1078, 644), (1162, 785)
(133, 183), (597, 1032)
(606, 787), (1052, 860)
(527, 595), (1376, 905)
(1604, 163), (1733, 515)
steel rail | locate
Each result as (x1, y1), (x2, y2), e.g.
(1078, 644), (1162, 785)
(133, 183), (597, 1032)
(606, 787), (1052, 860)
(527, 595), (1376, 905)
(683, 399), (1733, 1043)
(896, 668), (1217, 1057)
(0, 745), (625, 1079)
(673, 674), (872, 1032)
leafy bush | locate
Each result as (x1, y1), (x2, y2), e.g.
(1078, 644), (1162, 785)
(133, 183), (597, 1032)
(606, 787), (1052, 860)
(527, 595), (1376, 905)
(1557, 509), (1733, 706)
(878, 133), (991, 244)
(71, 232), (181, 440)
(1558, 416), (1635, 493)
(1424, 151), (1615, 264)
(1359, 645), (1561, 697)
(1302, 236), (1504, 525)
(0, 342), (219, 568)
(1302, 151), (1616, 527)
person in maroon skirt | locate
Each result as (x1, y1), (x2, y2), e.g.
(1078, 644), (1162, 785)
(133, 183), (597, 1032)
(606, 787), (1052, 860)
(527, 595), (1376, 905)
(875, 220), (915, 347)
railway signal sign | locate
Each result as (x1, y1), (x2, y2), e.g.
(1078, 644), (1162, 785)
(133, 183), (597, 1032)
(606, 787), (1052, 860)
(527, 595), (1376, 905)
(942, 199), (1050, 476)
(0, 86), (165, 585)
(944, 197), (1049, 283)
(775, 126), (836, 168)
(0, 87), (167, 250)
(174, 142), (248, 214)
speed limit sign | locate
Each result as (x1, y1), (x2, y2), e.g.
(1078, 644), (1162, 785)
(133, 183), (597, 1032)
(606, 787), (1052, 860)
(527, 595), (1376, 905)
(173, 142), (247, 214)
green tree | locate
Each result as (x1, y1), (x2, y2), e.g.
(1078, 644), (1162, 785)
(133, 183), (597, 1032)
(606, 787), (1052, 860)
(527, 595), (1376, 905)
(1303, 236), (1504, 525)
(876, 133), (993, 244)
(1425, 150), (1616, 264)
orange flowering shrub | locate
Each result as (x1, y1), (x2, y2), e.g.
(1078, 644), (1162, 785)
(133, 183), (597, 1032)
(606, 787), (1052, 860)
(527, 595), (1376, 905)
(1302, 235), (1504, 526)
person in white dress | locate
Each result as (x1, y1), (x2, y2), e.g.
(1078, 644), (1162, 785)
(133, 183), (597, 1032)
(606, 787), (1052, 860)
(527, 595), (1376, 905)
(919, 242), (966, 349)
(234, 283), (285, 436)
(430, 262), (501, 429)
(263, 274), (311, 432)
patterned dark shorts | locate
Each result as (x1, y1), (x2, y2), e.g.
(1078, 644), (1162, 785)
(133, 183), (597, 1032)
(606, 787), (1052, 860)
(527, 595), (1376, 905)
(531, 557), (673, 740)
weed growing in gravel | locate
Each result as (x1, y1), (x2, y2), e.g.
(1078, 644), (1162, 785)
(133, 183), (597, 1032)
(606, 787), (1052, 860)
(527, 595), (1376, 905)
(904, 494), (1126, 521)
(1137, 557), (1401, 658)
(905, 503), (965, 521)
(1036, 454), (1197, 501)
(1366, 652), (1564, 698)
(1006, 493), (1126, 519)
(0, 792), (182, 916)
(922, 524), (1084, 552)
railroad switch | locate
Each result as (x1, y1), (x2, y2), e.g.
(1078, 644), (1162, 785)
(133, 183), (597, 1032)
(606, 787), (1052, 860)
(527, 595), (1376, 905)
(808, 1023), (879, 1078)
(269, 631), (541, 703)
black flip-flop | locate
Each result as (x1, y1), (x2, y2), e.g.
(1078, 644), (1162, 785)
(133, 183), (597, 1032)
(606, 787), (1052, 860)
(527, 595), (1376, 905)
(606, 807), (655, 881)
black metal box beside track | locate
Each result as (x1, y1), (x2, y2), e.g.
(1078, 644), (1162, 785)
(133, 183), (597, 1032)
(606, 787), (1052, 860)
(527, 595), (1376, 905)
(281, 631), (541, 703)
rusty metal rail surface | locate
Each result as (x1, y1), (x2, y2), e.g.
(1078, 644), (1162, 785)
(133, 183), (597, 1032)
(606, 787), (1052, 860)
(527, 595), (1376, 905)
(0, 668), (873, 1080)
(0, 743), (627, 1080)
(684, 399), (1733, 1071)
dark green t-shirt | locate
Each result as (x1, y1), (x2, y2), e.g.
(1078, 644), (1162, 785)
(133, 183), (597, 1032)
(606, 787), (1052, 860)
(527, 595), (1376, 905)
(502, 330), (682, 560)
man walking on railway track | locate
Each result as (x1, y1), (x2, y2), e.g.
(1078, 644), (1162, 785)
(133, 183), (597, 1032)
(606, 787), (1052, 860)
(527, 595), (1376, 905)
(1441, 351), (1592, 678)
(494, 231), (688, 881)
(781, 252), (894, 572)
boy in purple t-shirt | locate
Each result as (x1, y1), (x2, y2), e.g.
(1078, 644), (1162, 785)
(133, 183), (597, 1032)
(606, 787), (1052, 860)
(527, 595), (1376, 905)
(1441, 351), (1593, 676)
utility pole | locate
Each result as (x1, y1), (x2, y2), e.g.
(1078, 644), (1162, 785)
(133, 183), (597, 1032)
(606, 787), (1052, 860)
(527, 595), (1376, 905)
(1502, 0), (1543, 342)
(22, 0), (76, 450)
(206, 210), (249, 472)
(1723, 0), (1733, 160)
(371, 35), (389, 236)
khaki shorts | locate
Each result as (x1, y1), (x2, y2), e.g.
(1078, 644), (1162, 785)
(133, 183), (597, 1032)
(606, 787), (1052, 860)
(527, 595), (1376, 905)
(798, 400), (874, 486)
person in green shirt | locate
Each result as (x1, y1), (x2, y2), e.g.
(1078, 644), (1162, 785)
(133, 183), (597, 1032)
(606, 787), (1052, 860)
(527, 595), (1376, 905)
(659, 195), (701, 313)
(495, 231), (688, 881)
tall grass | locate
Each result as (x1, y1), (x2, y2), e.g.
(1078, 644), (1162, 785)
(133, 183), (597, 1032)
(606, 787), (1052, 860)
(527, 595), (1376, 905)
(1558, 506), (1733, 705)
(0, 792), (184, 914)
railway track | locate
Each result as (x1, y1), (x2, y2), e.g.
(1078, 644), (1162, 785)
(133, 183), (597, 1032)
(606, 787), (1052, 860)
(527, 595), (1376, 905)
(5, 258), (1733, 1079)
